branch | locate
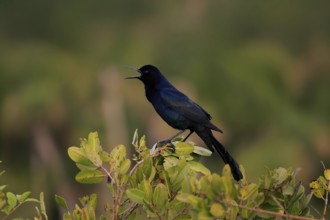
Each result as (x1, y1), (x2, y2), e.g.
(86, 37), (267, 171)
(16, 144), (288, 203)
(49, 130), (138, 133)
(170, 204), (190, 220)
(228, 202), (317, 220)
(322, 181), (329, 220)
(100, 165), (114, 183)
(129, 159), (144, 176)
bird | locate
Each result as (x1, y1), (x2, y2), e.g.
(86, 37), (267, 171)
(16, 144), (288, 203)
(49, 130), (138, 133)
(126, 64), (243, 181)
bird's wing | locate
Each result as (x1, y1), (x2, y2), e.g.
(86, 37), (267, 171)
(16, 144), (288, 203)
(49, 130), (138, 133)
(160, 87), (213, 123)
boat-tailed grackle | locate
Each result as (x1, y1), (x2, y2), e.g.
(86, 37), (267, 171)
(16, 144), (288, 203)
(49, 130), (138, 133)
(126, 64), (243, 181)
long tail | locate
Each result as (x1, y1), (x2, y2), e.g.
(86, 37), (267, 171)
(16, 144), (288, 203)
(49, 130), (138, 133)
(195, 128), (243, 181)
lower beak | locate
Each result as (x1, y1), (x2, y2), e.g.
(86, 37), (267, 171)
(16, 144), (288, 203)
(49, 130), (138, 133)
(125, 66), (141, 79)
(125, 76), (140, 80)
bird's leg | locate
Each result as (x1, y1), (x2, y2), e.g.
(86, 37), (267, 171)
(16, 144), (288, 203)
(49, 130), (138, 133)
(157, 130), (185, 149)
(158, 130), (185, 144)
(182, 130), (194, 142)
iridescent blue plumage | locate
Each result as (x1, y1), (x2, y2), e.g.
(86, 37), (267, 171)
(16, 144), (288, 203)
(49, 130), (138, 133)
(127, 64), (242, 181)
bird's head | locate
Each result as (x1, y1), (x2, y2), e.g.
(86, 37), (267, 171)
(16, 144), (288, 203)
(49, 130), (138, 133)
(126, 64), (163, 85)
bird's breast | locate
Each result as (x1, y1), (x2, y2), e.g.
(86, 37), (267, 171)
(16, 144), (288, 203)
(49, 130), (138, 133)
(152, 99), (189, 129)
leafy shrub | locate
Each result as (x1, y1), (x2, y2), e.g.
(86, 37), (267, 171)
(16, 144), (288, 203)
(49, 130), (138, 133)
(56, 131), (329, 220)
(0, 161), (48, 220)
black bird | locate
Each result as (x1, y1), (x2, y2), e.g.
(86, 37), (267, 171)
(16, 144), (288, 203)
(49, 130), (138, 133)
(126, 64), (243, 181)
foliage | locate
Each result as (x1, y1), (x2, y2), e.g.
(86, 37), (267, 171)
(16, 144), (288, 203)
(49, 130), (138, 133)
(1, 2), (330, 216)
(57, 131), (329, 219)
(0, 161), (48, 220)
(309, 163), (330, 219)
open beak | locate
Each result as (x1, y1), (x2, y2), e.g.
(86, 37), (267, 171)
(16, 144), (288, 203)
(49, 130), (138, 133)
(125, 66), (141, 80)
(125, 75), (140, 79)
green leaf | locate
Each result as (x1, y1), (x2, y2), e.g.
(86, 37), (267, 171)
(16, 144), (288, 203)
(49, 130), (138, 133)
(153, 183), (168, 213)
(163, 156), (179, 170)
(221, 165), (234, 195)
(240, 183), (259, 201)
(310, 178), (325, 199)
(75, 170), (105, 184)
(173, 141), (194, 155)
(210, 203), (225, 218)
(39, 192), (47, 218)
(198, 211), (213, 220)
(126, 188), (145, 204)
(168, 199), (186, 216)
(211, 174), (224, 195)
(282, 183), (294, 196)
(288, 184), (305, 211)
(6, 192), (17, 208)
(87, 193), (97, 210)
(142, 157), (153, 181)
(175, 193), (189, 203)
(222, 164), (233, 178)
(83, 132), (103, 167)
(87, 151), (103, 168)
(159, 171), (171, 193)
(55, 195), (69, 212)
(0, 185), (7, 191)
(63, 213), (73, 220)
(132, 129), (139, 146)
(193, 145), (212, 156)
(16, 191), (31, 203)
(139, 180), (153, 201)
(139, 135), (147, 149)
(274, 167), (290, 186)
(109, 145), (127, 173)
(170, 160), (189, 192)
(302, 193), (312, 208)
(324, 169), (330, 181)
(200, 175), (214, 199)
(24, 198), (40, 203)
(144, 200), (154, 213)
(99, 151), (111, 162)
(176, 193), (202, 208)
(226, 199), (239, 219)
(86, 132), (102, 153)
(68, 147), (96, 170)
(188, 161), (210, 175)
(119, 159), (131, 175)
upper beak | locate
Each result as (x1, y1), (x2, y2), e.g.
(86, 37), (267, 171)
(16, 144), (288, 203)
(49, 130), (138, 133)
(125, 66), (141, 80)
(125, 75), (140, 80)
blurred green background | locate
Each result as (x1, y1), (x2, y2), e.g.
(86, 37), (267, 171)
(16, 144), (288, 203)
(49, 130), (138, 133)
(1, 0), (330, 218)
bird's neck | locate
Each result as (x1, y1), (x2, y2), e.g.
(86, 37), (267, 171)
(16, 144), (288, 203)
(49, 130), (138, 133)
(144, 77), (173, 102)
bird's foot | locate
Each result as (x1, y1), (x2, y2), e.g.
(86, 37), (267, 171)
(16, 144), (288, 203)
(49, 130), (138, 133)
(150, 140), (175, 156)
(157, 139), (175, 151)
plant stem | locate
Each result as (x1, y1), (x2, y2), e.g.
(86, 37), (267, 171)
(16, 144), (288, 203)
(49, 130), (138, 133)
(129, 159), (144, 176)
(322, 181), (329, 220)
(101, 166), (114, 183)
(228, 203), (317, 220)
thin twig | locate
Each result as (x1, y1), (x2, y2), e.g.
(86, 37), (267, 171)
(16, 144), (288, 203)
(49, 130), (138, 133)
(114, 183), (120, 220)
(129, 159), (144, 176)
(170, 204), (190, 220)
(228, 202), (317, 220)
(320, 161), (329, 220)
(271, 195), (286, 214)
(310, 205), (322, 217)
(322, 181), (329, 220)
(128, 144), (166, 177)
(100, 166), (114, 183)
(3, 202), (25, 220)
(122, 203), (139, 219)
(151, 203), (163, 220)
(320, 161), (326, 170)
(112, 184), (117, 220)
